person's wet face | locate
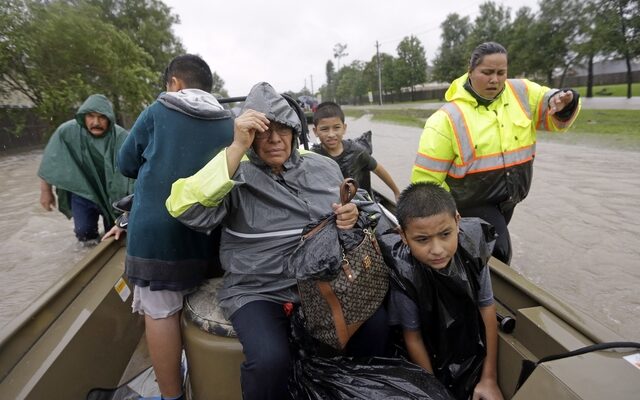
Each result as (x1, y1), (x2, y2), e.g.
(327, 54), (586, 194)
(313, 117), (346, 155)
(253, 121), (293, 174)
(400, 212), (460, 270)
(84, 112), (110, 136)
(469, 53), (508, 99)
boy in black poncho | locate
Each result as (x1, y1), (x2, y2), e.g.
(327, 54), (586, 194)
(311, 102), (400, 201)
(383, 182), (503, 400)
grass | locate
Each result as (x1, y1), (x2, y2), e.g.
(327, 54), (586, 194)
(344, 108), (640, 150)
(573, 83), (640, 97)
(548, 109), (640, 150)
(569, 109), (640, 135)
(344, 108), (435, 128)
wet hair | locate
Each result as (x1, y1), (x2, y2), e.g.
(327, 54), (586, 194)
(313, 101), (345, 125)
(163, 54), (213, 92)
(396, 182), (457, 229)
(469, 42), (508, 71)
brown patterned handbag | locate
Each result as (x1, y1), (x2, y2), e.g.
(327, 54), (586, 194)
(296, 178), (389, 350)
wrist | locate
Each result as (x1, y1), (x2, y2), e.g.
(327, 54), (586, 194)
(228, 141), (249, 154)
(480, 372), (498, 383)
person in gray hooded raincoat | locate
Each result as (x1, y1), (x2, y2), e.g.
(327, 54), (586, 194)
(167, 82), (389, 400)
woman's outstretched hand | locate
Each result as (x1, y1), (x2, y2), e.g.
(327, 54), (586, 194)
(549, 90), (574, 115)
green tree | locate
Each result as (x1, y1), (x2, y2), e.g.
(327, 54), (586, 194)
(335, 61), (367, 104)
(211, 72), (229, 98)
(529, 0), (583, 85)
(504, 6), (537, 78)
(322, 60), (336, 102)
(0, 1), (156, 129)
(363, 53), (397, 98)
(571, 1), (606, 97)
(596, 0), (639, 98)
(333, 43), (349, 71)
(380, 53), (401, 95)
(467, 1), (512, 49)
(396, 35), (427, 100)
(432, 13), (471, 82)
(85, 0), (185, 90)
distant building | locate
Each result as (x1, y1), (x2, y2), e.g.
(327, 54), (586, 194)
(0, 80), (47, 151)
(0, 80), (34, 109)
(555, 58), (640, 87)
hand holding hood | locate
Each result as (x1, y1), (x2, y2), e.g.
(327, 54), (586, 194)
(241, 82), (301, 137)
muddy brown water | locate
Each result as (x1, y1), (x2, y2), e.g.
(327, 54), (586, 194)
(1, 120), (638, 341)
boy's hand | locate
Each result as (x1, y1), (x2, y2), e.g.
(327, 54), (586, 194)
(333, 202), (358, 230)
(233, 109), (269, 150)
(472, 378), (504, 400)
(102, 225), (126, 241)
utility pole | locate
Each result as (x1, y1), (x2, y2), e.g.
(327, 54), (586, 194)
(375, 40), (383, 105)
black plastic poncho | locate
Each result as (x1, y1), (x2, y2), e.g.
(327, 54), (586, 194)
(379, 218), (496, 400)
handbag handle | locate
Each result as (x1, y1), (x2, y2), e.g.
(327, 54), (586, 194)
(340, 178), (358, 205)
(301, 178), (359, 240)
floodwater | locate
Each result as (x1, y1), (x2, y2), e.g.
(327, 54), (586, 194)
(0, 150), (90, 329)
(0, 120), (639, 341)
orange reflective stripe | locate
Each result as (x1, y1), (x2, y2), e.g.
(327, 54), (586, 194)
(441, 103), (475, 164)
(536, 99), (545, 129)
(414, 152), (451, 173)
(438, 94), (536, 180)
(503, 144), (536, 164)
(507, 79), (531, 119)
(542, 89), (555, 130)
(447, 144), (535, 177)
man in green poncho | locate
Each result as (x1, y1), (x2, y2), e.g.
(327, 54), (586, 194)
(38, 94), (133, 244)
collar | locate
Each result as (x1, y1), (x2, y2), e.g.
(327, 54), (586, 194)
(463, 79), (505, 107)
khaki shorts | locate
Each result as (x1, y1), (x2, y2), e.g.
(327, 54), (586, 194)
(132, 285), (193, 320)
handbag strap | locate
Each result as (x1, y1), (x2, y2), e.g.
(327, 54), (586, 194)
(301, 178), (359, 240)
(317, 281), (350, 349)
(340, 178), (358, 205)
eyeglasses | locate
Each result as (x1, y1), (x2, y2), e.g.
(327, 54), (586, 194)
(255, 124), (293, 140)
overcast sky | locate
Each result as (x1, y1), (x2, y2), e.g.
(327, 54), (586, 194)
(162, 0), (539, 96)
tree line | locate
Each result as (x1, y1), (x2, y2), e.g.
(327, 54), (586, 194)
(0, 0), (228, 130)
(320, 0), (639, 104)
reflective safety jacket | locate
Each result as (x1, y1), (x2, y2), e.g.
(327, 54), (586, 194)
(411, 73), (580, 210)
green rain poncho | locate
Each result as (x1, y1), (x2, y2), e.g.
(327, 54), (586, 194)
(38, 94), (133, 223)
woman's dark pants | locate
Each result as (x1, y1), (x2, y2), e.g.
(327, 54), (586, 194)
(230, 300), (389, 400)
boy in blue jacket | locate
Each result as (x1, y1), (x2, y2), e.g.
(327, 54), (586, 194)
(104, 55), (233, 400)
(383, 182), (503, 400)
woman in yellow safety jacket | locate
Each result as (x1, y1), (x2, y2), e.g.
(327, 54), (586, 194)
(411, 42), (581, 264)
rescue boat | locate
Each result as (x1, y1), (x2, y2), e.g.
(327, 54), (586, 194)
(1, 96), (638, 399)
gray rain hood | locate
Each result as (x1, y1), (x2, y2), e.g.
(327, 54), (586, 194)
(241, 82), (301, 137)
